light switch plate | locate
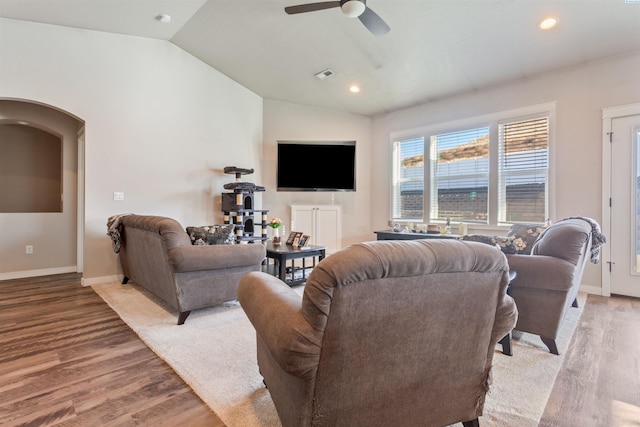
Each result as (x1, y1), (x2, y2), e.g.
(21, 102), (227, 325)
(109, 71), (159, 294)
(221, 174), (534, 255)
(113, 192), (125, 201)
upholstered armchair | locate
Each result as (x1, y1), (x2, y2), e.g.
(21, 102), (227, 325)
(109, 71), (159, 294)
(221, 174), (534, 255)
(238, 239), (517, 427)
(505, 218), (594, 355)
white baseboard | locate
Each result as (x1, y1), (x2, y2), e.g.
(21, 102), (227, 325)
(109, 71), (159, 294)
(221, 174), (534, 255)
(580, 284), (605, 296)
(82, 275), (121, 287)
(0, 266), (77, 281)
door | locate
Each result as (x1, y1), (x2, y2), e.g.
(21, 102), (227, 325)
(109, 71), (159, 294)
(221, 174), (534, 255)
(608, 109), (640, 297)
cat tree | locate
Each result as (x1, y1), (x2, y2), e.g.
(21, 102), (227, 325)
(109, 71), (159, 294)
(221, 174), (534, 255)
(221, 166), (268, 243)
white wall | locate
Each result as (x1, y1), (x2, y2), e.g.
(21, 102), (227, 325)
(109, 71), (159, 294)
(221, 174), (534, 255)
(0, 19), (264, 283)
(371, 51), (640, 291)
(0, 101), (81, 279)
(3, 17), (638, 290)
(263, 99), (372, 247)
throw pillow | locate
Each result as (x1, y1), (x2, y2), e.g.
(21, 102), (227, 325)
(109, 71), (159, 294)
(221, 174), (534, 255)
(459, 234), (517, 255)
(506, 223), (547, 255)
(186, 224), (236, 245)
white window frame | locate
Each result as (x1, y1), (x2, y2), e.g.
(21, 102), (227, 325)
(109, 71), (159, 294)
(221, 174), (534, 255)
(389, 102), (556, 229)
(497, 114), (551, 224)
(391, 136), (425, 221)
(429, 126), (491, 224)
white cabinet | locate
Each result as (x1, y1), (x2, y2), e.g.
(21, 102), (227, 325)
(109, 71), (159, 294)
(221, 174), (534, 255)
(291, 205), (342, 254)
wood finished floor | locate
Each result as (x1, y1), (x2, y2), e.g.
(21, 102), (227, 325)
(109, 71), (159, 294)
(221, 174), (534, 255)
(539, 293), (640, 426)
(0, 273), (224, 427)
(1, 274), (639, 426)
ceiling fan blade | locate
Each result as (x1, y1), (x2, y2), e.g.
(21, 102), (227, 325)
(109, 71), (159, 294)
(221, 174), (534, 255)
(284, 1), (341, 15)
(358, 6), (390, 36)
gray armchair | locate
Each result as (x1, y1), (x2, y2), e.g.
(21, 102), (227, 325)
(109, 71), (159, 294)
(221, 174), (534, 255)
(505, 218), (594, 354)
(238, 239), (517, 427)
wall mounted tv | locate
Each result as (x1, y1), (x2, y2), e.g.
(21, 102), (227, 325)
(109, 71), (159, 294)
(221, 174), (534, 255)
(277, 140), (356, 192)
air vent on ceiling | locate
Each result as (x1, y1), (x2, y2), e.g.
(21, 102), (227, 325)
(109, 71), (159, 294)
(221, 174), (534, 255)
(314, 69), (335, 80)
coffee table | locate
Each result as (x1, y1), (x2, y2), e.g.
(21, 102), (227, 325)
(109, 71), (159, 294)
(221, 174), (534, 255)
(263, 241), (326, 286)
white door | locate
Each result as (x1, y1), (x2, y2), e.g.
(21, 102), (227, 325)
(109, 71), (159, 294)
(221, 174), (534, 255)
(608, 110), (640, 297)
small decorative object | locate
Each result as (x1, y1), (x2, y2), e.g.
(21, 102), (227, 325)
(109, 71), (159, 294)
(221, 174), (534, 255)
(268, 217), (282, 244)
(286, 231), (300, 245)
(445, 217), (452, 234)
(291, 232), (303, 247)
(393, 223), (403, 232)
(458, 222), (468, 235)
(299, 235), (310, 247)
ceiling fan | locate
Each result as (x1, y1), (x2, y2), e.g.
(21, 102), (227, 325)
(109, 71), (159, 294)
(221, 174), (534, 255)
(284, 0), (390, 36)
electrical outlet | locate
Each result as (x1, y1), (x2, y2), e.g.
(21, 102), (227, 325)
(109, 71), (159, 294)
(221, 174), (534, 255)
(113, 192), (125, 201)
(26, 245), (33, 254)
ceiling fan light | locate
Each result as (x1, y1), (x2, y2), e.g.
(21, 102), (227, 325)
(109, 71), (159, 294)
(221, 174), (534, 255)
(341, 0), (366, 18)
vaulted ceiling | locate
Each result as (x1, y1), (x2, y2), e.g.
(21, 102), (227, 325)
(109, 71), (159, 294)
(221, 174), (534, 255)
(1, 0), (639, 116)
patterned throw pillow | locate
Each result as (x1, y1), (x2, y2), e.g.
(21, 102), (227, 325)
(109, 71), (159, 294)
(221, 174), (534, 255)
(459, 234), (517, 255)
(186, 224), (236, 245)
(506, 223), (547, 255)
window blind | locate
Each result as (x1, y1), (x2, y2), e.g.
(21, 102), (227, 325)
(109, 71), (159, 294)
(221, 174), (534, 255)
(498, 116), (549, 223)
(392, 136), (424, 220)
(430, 127), (490, 223)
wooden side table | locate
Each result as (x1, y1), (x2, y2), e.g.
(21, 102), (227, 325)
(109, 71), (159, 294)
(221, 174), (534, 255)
(263, 241), (326, 286)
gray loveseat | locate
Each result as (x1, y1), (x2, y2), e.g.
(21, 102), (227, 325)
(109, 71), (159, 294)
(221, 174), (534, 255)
(239, 239), (517, 427)
(115, 214), (266, 324)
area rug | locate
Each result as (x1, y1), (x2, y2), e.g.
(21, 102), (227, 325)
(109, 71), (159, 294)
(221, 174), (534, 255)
(92, 281), (585, 427)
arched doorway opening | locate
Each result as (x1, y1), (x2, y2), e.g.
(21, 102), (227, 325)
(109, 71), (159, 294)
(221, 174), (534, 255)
(0, 99), (85, 280)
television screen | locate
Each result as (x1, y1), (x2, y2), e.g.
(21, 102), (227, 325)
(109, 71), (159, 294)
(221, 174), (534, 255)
(277, 141), (356, 191)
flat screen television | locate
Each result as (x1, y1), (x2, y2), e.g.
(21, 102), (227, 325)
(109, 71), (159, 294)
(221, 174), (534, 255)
(277, 141), (356, 191)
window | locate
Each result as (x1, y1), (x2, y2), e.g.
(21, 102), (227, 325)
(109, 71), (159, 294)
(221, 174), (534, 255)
(430, 127), (489, 223)
(391, 105), (552, 226)
(392, 136), (424, 220)
(498, 117), (549, 223)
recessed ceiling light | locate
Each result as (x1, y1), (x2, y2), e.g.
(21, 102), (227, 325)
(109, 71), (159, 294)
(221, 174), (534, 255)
(157, 14), (172, 24)
(539, 17), (558, 30)
(350, 85), (360, 93)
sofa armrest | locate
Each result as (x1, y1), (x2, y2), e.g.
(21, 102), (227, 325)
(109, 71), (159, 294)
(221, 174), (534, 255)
(168, 244), (265, 272)
(505, 254), (576, 292)
(492, 294), (518, 344)
(238, 272), (321, 380)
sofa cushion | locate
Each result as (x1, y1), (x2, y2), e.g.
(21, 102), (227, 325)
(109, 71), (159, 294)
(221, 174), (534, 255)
(459, 234), (517, 254)
(186, 224), (236, 245)
(507, 223), (547, 255)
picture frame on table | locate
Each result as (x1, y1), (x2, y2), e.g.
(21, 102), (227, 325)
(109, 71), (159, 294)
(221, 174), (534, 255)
(286, 231), (302, 245)
(299, 235), (310, 247)
(292, 232), (303, 247)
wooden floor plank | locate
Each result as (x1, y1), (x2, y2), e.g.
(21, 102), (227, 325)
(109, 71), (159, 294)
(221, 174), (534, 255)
(540, 293), (640, 426)
(2, 273), (639, 426)
(0, 273), (224, 427)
